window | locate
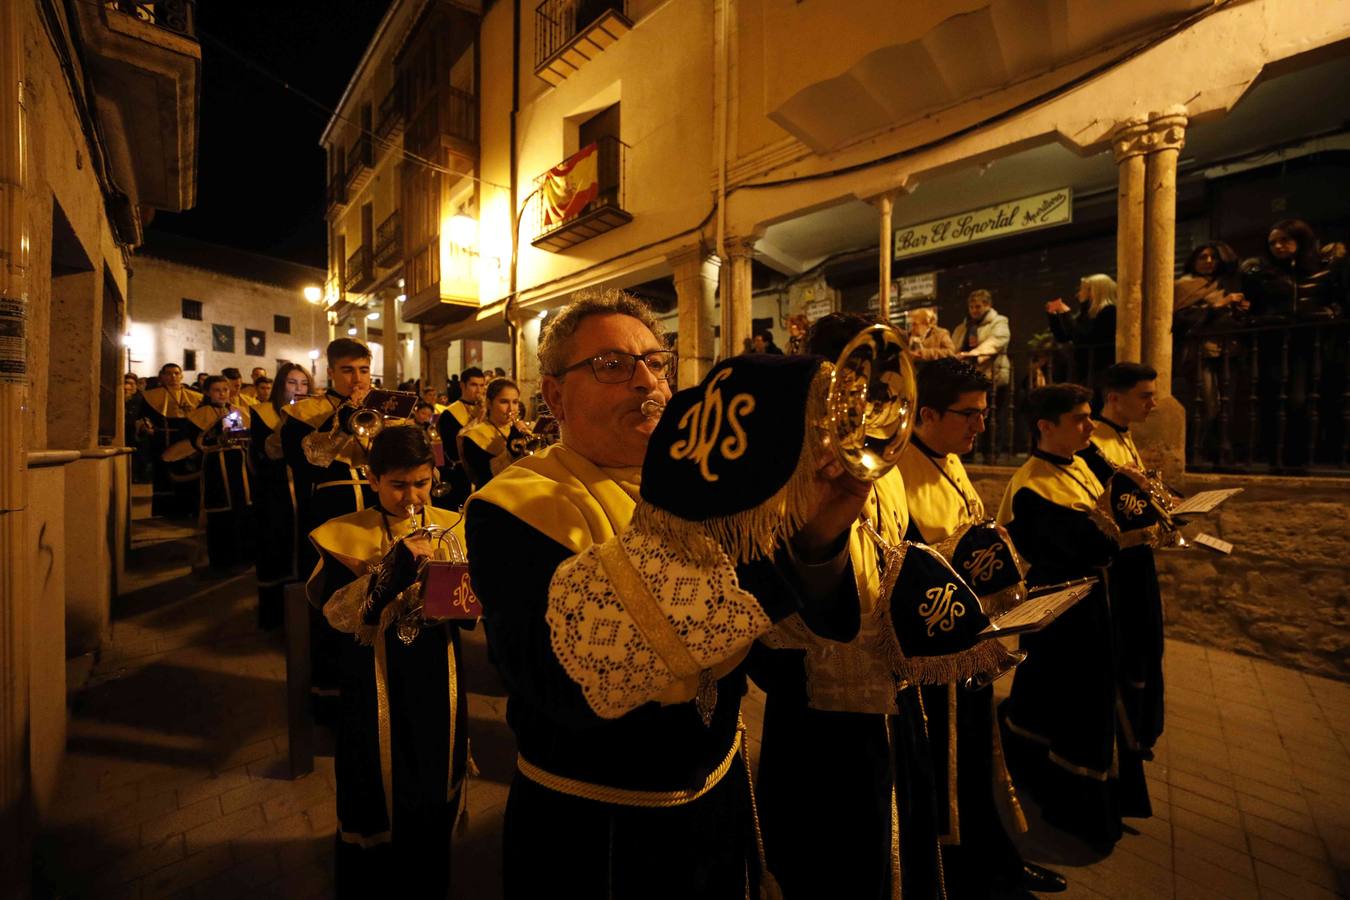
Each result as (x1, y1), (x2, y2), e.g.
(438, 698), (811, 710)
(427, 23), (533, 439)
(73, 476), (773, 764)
(182, 298), (203, 320)
(274, 314), (291, 334)
(183, 349), (198, 371)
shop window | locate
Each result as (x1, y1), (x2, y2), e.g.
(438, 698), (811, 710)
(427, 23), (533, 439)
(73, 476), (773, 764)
(274, 314), (291, 334)
(182, 298), (203, 320)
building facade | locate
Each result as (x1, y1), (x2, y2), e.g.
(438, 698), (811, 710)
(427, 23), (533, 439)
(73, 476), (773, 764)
(1, 0), (200, 891)
(128, 236), (327, 384)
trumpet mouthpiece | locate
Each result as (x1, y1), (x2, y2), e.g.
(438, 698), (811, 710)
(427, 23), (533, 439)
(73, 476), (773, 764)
(639, 398), (666, 418)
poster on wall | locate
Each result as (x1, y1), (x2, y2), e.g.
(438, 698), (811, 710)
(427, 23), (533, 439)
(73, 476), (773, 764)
(245, 329), (266, 357)
(211, 324), (235, 353)
(463, 340), (483, 370)
(893, 187), (1073, 260)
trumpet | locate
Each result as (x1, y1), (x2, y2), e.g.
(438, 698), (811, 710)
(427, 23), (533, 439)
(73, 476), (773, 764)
(821, 324), (916, 481)
(301, 390), (419, 467)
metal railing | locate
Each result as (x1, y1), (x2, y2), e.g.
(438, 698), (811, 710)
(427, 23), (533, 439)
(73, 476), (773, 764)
(344, 246), (373, 294)
(534, 0), (625, 68)
(374, 211), (402, 268)
(532, 135), (626, 239)
(345, 134), (373, 188)
(326, 174), (347, 210)
(405, 87), (477, 158)
(104, 0), (195, 38)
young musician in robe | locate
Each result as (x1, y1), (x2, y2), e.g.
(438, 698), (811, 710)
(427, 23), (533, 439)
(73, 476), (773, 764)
(309, 425), (470, 898)
(174, 375), (254, 573)
(899, 358), (1066, 897)
(1079, 363), (1166, 761)
(250, 363), (310, 629)
(279, 339), (377, 720)
(141, 362), (202, 518)
(459, 377), (533, 490)
(435, 367), (486, 509)
(750, 314), (1014, 900)
(996, 384), (1150, 848)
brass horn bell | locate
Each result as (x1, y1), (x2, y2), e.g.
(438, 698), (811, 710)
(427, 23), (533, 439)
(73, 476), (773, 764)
(822, 324), (916, 481)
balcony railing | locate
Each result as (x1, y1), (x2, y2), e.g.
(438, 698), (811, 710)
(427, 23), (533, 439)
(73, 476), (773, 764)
(531, 135), (631, 252)
(534, 0), (631, 86)
(374, 210), (402, 269)
(344, 246), (374, 294)
(345, 133), (374, 192)
(326, 174), (347, 215)
(405, 87), (478, 159)
(104, 0), (195, 38)
(376, 85), (406, 141)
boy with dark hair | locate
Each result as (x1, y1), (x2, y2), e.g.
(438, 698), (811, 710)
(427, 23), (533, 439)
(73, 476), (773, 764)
(435, 366), (487, 509)
(308, 424), (469, 896)
(1080, 362), (1166, 765)
(900, 359), (1067, 896)
(141, 362), (203, 518)
(997, 384), (1151, 848)
(280, 337), (376, 719)
(171, 374), (253, 572)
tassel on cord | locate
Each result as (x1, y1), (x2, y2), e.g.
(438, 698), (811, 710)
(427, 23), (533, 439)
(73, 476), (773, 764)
(633, 366), (831, 566)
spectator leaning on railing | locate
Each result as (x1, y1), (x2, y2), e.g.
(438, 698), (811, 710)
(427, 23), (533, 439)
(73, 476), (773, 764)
(1046, 273), (1117, 385)
(952, 289), (1010, 386)
(905, 306), (956, 362)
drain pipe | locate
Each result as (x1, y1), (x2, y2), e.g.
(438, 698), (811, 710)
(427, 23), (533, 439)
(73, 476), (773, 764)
(507, 0), (522, 378)
(714, 0), (730, 360)
(0, 0), (31, 890)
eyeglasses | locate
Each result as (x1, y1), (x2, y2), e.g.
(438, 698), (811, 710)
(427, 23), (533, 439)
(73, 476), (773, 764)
(943, 407), (992, 423)
(553, 350), (677, 384)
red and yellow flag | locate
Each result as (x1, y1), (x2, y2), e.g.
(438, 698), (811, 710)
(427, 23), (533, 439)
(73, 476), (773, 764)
(542, 143), (599, 227)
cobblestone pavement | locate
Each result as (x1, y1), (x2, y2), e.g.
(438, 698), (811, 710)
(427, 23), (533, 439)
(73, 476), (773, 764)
(35, 492), (1350, 899)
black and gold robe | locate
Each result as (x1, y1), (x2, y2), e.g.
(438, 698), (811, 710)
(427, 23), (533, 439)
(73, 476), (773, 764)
(465, 444), (816, 900)
(434, 399), (478, 509)
(141, 385), (202, 518)
(280, 392), (377, 717)
(250, 403), (298, 629)
(309, 506), (470, 899)
(1080, 418), (1165, 755)
(179, 404), (254, 571)
(899, 436), (1027, 897)
(995, 449), (1150, 847)
(460, 420), (529, 491)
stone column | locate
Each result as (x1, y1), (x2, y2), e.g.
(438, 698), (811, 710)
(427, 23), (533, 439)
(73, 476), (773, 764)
(720, 238), (754, 360)
(670, 247), (719, 388)
(874, 193), (895, 322)
(1112, 116), (1148, 364)
(1133, 107), (1189, 480)
(382, 290), (398, 388)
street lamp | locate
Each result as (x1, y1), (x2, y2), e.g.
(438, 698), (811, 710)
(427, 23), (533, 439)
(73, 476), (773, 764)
(303, 285), (323, 304)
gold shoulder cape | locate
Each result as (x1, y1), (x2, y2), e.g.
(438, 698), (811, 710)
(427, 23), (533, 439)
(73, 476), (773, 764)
(306, 505), (463, 602)
(897, 440), (984, 544)
(186, 404), (250, 431)
(445, 400), (473, 429)
(143, 386), (202, 417)
(462, 421), (508, 454)
(282, 395), (340, 431)
(466, 443), (640, 555)
(252, 403), (281, 432)
(850, 468), (909, 615)
(1089, 420), (1142, 470)
(996, 454), (1103, 523)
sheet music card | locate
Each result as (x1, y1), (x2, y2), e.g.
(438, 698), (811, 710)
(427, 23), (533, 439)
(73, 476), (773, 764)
(1170, 488), (1243, 517)
(980, 579), (1098, 637)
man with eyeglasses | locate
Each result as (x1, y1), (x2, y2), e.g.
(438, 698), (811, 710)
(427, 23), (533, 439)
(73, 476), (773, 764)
(898, 357), (1068, 898)
(465, 289), (858, 898)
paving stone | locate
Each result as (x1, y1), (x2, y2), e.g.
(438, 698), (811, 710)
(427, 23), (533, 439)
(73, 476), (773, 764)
(184, 806), (268, 855)
(176, 768), (253, 809)
(100, 834), (187, 886)
(259, 773), (332, 823)
(1168, 768), (1239, 806)
(1171, 784), (1243, 829)
(1174, 822), (1256, 874)
(140, 845), (235, 900)
(142, 798), (224, 846)
(1253, 859), (1343, 900)
(1172, 804), (1248, 853)
(1237, 793), (1321, 836)
(1243, 812), (1332, 861)
(1174, 849), (1260, 900)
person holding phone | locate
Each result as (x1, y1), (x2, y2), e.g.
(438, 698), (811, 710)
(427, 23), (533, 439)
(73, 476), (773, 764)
(172, 375), (255, 573)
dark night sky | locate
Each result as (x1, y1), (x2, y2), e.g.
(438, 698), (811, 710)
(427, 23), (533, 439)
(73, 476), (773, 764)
(148, 1), (395, 267)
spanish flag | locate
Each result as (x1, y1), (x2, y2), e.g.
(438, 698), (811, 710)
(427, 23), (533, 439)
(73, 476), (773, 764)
(542, 143), (599, 227)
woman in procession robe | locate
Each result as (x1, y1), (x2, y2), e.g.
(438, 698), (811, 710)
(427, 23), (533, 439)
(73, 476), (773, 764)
(459, 377), (534, 491)
(249, 363), (310, 629)
(173, 375), (253, 573)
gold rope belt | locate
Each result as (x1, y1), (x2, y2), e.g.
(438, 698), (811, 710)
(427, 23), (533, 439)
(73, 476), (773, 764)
(516, 729), (741, 808)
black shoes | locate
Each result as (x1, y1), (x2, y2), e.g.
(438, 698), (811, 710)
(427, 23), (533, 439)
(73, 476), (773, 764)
(1017, 862), (1068, 893)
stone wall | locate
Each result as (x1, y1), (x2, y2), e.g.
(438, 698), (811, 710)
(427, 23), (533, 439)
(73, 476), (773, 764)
(966, 466), (1350, 682)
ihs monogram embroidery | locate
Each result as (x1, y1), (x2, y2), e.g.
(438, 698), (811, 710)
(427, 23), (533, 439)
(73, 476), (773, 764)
(919, 582), (965, 637)
(668, 368), (754, 482)
(1117, 492), (1147, 518)
(962, 543), (1005, 584)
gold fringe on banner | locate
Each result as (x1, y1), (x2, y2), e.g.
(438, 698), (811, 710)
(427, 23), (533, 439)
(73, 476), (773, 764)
(632, 366), (832, 566)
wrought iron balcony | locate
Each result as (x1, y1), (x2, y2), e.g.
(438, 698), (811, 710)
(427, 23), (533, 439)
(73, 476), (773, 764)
(376, 85), (406, 142)
(103, 0), (195, 38)
(345, 133), (374, 194)
(326, 174), (347, 217)
(344, 246), (374, 294)
(534, 0), (631, 86)
(374, 211), (402, 269)
(531, 135), (631, 253)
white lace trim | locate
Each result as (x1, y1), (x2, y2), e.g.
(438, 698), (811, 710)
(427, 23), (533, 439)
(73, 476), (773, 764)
(546, 528), (770, 719)
(761, 612), (900, 714)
